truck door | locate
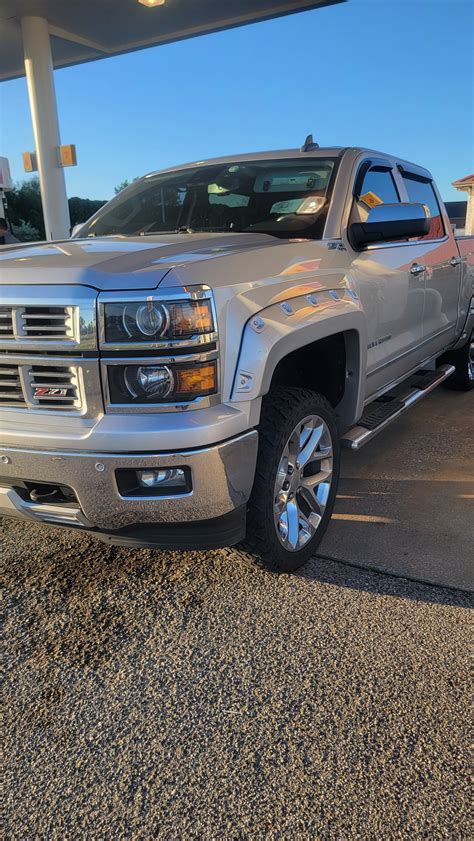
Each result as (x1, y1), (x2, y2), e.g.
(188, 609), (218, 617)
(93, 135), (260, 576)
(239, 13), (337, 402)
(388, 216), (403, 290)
(345, 160), (426, 398)
(398, 167), (459, 356)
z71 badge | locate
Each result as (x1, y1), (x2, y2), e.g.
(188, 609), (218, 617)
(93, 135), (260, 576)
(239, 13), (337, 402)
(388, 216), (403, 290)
(34, 387), (68, 397)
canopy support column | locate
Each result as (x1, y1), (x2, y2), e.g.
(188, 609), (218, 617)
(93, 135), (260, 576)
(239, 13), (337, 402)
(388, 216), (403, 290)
(21, 16), (70, 240)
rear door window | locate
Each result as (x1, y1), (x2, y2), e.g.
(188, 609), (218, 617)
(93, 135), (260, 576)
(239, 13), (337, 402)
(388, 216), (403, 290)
(401, 173), (445, 240)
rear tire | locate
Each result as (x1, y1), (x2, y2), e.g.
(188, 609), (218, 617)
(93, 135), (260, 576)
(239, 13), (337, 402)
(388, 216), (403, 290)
(240, 387), (341, 572)
(442, 332), (473, 391)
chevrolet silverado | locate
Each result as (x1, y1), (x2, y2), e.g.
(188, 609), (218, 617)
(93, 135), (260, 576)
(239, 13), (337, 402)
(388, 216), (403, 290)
(0, 141), (472, 570)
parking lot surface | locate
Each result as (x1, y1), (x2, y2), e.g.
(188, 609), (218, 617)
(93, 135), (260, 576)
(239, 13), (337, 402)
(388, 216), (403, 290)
(322, 388), (474, 591)
(3, 387), (472, 838)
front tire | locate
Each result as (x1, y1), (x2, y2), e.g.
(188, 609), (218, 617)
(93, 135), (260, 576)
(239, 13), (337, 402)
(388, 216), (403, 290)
(240, 387), (341, 572)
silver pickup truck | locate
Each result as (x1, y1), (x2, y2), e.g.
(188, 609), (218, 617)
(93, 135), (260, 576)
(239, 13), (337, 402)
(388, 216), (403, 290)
(0, 142), (472, 571)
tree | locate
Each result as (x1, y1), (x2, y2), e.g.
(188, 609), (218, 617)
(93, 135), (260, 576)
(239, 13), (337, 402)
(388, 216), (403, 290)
(11, 219), (41, 242)
(5, 178), (107, 241)
(7, 178), (45, 239)
(114, 177), (139, 194)
(69, 196), (107, 227)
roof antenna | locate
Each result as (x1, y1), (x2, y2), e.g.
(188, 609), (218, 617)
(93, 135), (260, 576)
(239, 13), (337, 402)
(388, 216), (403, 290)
(301, 133), (319, 152)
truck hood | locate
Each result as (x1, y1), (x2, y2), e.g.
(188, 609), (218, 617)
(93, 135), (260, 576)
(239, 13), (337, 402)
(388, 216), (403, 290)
(0, 233), (277, 291)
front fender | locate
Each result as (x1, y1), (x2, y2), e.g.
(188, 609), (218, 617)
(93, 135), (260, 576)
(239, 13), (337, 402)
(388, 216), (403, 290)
(231, 289), (367, 428)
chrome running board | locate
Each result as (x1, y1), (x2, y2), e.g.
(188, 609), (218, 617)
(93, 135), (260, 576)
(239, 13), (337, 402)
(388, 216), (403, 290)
(341, 364), (455, 450)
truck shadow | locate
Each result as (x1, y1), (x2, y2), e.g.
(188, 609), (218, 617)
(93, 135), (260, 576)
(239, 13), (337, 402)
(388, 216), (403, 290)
(316, 475), (474, 595)
(299, 552), (472, 609)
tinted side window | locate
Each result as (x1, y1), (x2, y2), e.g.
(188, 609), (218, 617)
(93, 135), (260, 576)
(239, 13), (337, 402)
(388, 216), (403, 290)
(351, 166), (400, 224)
(402, 174), (445, 240)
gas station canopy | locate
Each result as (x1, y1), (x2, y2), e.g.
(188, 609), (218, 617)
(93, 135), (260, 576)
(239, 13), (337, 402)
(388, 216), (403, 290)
(1, 0), (344, 241)
(0, 0), (343, 82)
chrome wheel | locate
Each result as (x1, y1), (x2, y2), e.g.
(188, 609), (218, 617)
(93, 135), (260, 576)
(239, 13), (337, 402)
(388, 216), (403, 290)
(273, 414), (334, 552)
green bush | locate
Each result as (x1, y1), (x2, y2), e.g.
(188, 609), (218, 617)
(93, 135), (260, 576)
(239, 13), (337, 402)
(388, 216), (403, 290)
(11, 219), (41, 242)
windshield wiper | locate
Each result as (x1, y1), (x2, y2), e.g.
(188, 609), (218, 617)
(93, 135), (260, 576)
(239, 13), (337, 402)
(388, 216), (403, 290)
(136, 229), (180, 236)
(136, 227), (194, 236)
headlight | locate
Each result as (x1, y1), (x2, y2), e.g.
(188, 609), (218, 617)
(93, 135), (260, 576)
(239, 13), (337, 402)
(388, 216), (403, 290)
(124, 365), (174, 399)
(134, 303), (169, 337)
(103, 298), (214, 345)
(107, 361), (217, 404)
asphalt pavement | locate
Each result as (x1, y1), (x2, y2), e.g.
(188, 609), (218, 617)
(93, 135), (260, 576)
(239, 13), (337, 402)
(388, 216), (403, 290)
(3, 386), (473, 838)
(322, 387), (474, 591)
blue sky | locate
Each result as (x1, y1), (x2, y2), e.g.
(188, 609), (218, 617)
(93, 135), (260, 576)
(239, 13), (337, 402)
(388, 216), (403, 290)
(1, 0), (473, 202)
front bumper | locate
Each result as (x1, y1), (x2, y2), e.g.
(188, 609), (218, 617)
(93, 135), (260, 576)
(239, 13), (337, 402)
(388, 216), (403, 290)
(0, 431), (258, 546)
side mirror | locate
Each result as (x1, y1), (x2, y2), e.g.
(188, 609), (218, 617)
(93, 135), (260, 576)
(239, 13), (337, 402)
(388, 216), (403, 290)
(349, 203), (430, 248)
(70, 223), (84, 238)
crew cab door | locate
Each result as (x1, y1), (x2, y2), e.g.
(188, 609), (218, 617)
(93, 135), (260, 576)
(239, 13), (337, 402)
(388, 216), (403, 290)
(343, 158), (427, 398)
(397, 166), (459, 355)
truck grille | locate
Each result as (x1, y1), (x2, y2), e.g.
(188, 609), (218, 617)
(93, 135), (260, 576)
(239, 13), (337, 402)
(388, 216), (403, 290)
(0, 305), (76, 342)
(20, 306), (75, 340)
(28, 365), (81, 408)
(0, 307), (14, 338)
(0, 363), (82, 410)
(0, 287), (96, 352)
(0, 363), (25, 406)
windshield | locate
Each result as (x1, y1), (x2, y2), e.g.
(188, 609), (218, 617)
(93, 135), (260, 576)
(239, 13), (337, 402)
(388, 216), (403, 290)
(79, 158), (338, 240)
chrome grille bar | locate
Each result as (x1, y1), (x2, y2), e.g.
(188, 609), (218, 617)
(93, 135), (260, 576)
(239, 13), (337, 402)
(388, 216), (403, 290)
(0, 287), (97, 352)
(19, 305), (74, 339)
(0, 362), (25, 406)
(0, 307), (14, 337)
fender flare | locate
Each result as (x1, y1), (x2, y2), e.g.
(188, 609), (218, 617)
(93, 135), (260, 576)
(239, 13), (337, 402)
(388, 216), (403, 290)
(231, 290), (367, 428)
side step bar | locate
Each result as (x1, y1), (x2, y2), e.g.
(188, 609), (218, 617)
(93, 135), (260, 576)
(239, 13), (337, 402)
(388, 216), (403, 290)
(341, 364), (455, 450)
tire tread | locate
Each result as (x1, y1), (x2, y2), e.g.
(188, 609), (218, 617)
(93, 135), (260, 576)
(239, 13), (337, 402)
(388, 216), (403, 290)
(239, 387), (340, 572)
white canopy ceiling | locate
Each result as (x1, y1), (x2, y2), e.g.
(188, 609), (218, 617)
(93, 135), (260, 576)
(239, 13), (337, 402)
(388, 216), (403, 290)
(0, 0), (344, 82)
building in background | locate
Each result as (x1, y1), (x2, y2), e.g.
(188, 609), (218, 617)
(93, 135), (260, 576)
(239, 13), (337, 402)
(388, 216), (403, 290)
(445, 200), (468, 235)
(452, 174), (474, 235)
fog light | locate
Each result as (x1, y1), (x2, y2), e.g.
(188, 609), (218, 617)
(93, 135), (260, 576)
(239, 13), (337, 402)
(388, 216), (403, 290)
(137, 468), (187, 488)
(116, 466), (191, 497)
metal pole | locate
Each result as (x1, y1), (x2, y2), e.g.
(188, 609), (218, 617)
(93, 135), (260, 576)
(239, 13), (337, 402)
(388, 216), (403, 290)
(21, 16), (70, 240)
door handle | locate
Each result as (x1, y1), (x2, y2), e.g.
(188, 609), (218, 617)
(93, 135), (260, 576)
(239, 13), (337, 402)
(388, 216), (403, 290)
(410, 263), (426, 275)
(449, 256), (461, 267)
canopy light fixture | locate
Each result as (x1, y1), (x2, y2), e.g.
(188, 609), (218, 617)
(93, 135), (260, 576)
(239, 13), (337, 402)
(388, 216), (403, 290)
(138, 0), (166, 7)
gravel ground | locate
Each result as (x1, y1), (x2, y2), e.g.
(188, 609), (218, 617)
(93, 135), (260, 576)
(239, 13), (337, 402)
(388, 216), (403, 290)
(3, 516), (471, 839)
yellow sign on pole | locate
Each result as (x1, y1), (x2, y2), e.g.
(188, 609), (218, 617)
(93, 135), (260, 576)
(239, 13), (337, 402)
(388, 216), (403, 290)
(58, 144), (77, 167)
(22, 151), (38, 172)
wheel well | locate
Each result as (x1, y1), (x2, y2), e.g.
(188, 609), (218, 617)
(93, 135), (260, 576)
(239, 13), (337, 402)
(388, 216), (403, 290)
(269, 333), (347, 408)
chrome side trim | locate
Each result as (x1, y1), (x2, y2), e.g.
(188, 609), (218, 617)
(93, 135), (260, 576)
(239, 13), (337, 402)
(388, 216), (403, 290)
(365, 235), (449, 252)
